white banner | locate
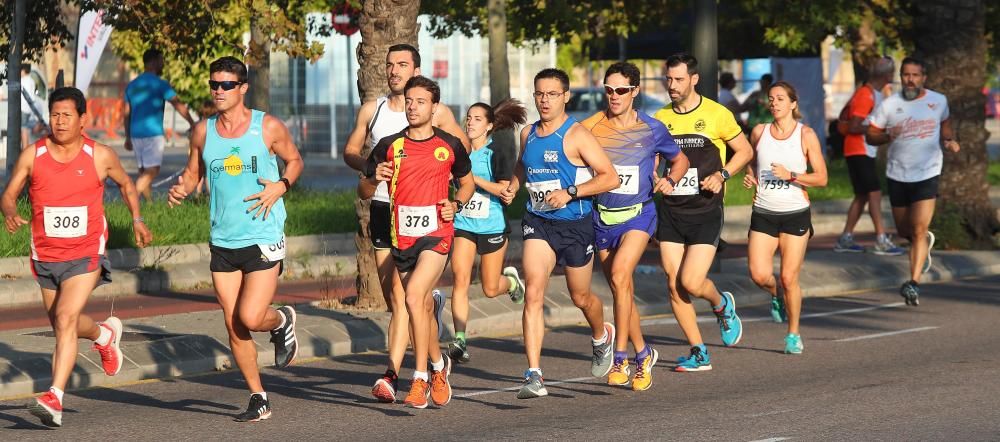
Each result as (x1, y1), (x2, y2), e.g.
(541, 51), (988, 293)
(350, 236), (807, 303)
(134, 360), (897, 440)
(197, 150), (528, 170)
(75, 10), (113, 94)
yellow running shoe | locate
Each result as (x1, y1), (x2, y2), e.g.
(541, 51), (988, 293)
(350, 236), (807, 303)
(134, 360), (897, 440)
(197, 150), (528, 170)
(631, 349), (659, 391)
(607, 358), (631, 386)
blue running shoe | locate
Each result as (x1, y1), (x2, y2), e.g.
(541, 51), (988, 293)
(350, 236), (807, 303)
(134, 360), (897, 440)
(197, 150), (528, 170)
(784, 333), (803, 355)
(714, 291), (742, 346)
(900, 280), (920, 306)
(770, 296), (787, 323)
(922, 231), (935, 274)
(432, 289), (445, 340)
(833, 233), (865, 253)
(674, 346), (712, 372)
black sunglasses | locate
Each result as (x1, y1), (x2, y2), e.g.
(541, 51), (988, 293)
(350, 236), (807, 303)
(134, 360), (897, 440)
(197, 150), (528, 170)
(209, 80), (244, 91)
(604, 85), (637, 96)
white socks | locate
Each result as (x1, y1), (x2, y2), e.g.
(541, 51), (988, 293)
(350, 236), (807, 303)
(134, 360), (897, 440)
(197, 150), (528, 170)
(430, 358), (445, 372)
(95, 325), (112, 346)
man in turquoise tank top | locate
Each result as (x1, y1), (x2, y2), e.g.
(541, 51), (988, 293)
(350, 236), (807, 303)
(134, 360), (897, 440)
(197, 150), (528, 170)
(500, 68), (620, 399)
(167, 56), (303, 423)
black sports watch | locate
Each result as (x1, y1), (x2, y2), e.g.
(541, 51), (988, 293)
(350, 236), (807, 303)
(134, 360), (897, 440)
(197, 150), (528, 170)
(454, 200), (464, 213)
(719, 168), (731, 182)
(567, 185), (579, 198)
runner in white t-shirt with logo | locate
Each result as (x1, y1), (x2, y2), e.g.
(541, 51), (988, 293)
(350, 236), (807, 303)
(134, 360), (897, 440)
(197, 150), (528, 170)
(867, 56), (960, 306)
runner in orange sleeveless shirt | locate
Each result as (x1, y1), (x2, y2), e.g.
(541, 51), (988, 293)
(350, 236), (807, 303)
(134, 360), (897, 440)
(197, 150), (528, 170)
(1, 87), (152, 427)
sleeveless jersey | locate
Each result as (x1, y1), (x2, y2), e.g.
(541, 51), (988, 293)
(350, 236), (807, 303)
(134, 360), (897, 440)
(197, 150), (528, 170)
(203, 110), (286, 248)
(29, 138), (107, 262)
(454, 138), (513, 234)
(367, 96), (409, 203)
(753, 123), (810, 213)
(653, 96), (743, 215)
(522, 117), (594, 221)
(366, 127), (471, 250)
(581, 111), (680, 209)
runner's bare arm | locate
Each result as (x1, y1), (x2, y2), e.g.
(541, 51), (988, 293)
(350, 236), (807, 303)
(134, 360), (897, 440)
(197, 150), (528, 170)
(545, 124), (618, 209)
(865, 124), (892, 145)
(723, 131), (753, 180)
(655, 150), (690, 194)
(743, 124), (765, 188)
(344, 100), (378, 171)
(1, 147), (34, 233)
(940, 118), (960, 152)
(99, 144), (153, 247)
(433, 104), (471, 149)
(443, 172), (476, 221)
(500, 125), (531, 205)
(359, 161), (392, 199)
(474, 176), (510, 198)
(245, 115), (304, 220)
(168, 96), (196, 128)
(794, 126), (828, 187)
(168, 120), (207, 206)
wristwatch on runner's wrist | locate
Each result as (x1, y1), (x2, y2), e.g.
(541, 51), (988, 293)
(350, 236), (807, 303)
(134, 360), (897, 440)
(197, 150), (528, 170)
(567, 185), (578, 198)
(133, 216), (145, 224)
(718, 169), (731, 181)
(454, 200), (464, 213)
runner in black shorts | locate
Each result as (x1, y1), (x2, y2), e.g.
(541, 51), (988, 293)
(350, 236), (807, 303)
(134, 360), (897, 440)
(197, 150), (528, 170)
(361, 76), (474, 409)
(867, 56), (960, 306)
(447, 99), (528, 364)
(653, 54), (752, 371)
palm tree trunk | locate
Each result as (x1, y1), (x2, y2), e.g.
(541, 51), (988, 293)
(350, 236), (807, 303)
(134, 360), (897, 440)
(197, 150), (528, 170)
(248, 14), (270, 112)
(352, 0), (420, 309)
(912, 0), (998, 248)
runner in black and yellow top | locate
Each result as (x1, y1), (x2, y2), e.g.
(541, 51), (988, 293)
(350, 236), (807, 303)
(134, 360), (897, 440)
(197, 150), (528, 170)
(653, 53), (753, 372)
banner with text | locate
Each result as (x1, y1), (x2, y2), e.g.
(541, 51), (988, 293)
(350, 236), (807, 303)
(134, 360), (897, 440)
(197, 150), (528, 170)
(75, 10), (113, 94)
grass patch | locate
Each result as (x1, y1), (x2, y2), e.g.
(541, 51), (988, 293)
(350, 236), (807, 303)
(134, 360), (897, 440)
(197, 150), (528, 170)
(0, 188), (359, 258)
(989, 161), (1000, 186)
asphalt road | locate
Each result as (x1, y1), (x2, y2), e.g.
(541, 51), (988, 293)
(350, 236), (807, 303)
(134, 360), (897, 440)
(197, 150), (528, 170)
(2, 276), (998, 440)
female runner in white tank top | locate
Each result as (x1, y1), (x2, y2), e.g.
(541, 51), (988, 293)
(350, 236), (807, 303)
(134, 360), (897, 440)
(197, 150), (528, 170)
(743, 81), (827, 355)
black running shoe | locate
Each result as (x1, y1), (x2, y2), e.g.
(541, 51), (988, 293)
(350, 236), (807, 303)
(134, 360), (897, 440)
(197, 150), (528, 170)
(448, 338), (470, 364)
(900, 280), (920, 306)
(270, 306), (298, 368)
(234, 393), (271, 422)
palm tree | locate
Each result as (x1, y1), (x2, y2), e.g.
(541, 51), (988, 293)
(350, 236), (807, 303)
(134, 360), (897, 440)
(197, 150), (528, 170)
(912, 0), (998, 248)
(352, 0), (421, 308)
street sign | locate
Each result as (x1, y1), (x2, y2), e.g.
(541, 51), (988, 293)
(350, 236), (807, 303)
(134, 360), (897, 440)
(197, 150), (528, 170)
(332, 3), (359, 36)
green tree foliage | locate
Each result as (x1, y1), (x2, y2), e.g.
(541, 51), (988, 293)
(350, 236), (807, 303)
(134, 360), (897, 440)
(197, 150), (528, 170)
(0, 0), (75, 79)
(81, 0), (336, 105)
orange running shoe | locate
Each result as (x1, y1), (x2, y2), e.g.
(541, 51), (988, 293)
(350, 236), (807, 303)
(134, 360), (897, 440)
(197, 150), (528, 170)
(404, 378), (430, 409)
(430, 355), (453, 406)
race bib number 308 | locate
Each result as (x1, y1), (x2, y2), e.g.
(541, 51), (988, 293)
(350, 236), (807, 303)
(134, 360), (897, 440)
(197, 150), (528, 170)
(43, 206), (87, 238)
(398, 205), (438, 237)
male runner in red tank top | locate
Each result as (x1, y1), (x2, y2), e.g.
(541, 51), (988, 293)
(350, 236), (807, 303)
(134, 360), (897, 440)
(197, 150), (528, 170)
(1, 87), (152, 427)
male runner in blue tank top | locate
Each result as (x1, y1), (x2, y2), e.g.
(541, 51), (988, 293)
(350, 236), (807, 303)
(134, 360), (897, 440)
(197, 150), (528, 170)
(500, 68), (620, 399)
(168, 56), (303, 422)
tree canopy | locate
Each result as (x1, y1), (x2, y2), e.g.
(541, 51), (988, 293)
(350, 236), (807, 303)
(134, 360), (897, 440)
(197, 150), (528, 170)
(0, 0), (75, 80)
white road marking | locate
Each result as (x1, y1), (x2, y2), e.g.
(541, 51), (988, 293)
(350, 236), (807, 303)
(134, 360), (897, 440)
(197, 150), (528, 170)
(455, 301), (913, 399)
(455, 376), (596, 398)
(834, 326), (940, 342)
(746, 409), (795, 418)
(748, 438), (791, 442)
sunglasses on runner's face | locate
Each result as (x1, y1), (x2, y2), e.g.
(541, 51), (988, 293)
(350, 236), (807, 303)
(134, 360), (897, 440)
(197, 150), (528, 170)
(604, 85), (637, 96)
(209, 80), (244, 91)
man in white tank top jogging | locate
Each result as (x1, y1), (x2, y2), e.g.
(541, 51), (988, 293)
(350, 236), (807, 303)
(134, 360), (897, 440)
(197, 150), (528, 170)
(866, 57), (960, 307)
(743, 81), (827, 354)
(342, 43), (469, 403)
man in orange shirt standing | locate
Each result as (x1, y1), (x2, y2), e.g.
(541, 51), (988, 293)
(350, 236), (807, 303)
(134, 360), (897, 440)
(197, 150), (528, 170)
(834, 57), (904, 255)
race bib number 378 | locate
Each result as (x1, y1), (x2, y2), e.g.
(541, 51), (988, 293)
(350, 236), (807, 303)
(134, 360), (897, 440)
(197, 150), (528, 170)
(43, 206), (87, 238)
(398, 205), (438, 237)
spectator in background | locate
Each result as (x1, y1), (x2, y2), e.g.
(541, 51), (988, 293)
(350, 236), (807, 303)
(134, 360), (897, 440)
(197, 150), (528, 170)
(20, 64), (42, 150)
(718, 72), (742, 119)
(833, 57), (904, 256)
(125, 48), (195, 202)
(741, 73), (774, 129)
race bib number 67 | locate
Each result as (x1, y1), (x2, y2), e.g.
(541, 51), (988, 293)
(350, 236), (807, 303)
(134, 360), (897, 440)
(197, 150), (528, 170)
(43, 206), (87, 238)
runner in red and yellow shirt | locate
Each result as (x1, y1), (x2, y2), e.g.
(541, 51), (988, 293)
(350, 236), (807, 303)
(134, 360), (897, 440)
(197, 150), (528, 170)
(362, 76), (474, 409)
